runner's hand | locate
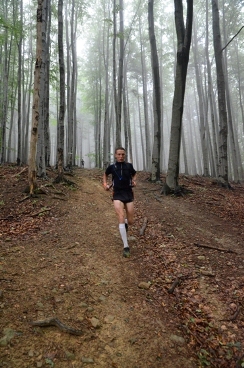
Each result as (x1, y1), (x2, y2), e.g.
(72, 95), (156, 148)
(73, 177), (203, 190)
(103, 183), (110, 191)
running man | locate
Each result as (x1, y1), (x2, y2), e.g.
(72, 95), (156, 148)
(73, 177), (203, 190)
(103, 147), (137, 257)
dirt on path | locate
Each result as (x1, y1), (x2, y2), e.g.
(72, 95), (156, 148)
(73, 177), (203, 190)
(0, 167), (243, 368)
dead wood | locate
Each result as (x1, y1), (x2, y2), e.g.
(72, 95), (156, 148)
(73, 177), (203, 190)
(194, 242), (238, 254)
(12, 167), (27, 177)
(19, 195), (31, 203)
(168, 274), (197, 294)
(139, 217), (148, 235)
(168, 277), (181, 294)
(141, 188), (160, 192)
(31, 208), (51, 217)
(51, 196), (67, 200)
(30, 317), (83, 335)
(228, 306), (242, 321)
(154, 194), (163, 202)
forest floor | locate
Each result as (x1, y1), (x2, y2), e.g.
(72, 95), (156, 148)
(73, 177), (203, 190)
(0, 165), (243, 368)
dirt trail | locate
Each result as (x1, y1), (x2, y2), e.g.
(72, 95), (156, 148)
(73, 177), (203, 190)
(0, 168), (243, 368)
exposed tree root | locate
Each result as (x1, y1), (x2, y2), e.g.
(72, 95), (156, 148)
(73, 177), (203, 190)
(194, 242), (238, 254)
(162, 184), (194, 196)
(139, 217), (148, 235)
(53, 175), (76, 187)
(30, 317), (83, 335)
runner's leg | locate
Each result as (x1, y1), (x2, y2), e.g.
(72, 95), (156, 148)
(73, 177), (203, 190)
(113, 200), (129, 249)
(125, 201), (134, 225)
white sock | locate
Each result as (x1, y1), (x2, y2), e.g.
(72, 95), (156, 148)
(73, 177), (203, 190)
(125, 218), (128, 224)
(119, 223), (129, 248)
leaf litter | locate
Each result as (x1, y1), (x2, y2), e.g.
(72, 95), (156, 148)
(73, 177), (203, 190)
(0, 165), (243, 367)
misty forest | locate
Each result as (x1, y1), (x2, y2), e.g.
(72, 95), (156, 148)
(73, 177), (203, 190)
(1, 0), (244, 193)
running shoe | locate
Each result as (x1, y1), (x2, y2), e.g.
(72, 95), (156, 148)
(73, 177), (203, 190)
(123, 247), (130, 258)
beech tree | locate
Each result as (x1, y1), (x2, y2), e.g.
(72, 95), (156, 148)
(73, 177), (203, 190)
(164, 0), (193, 193)
(28, 0), (43, 195)
(56, 0), (65, 182)
(148, 0), (161, 182)
(211, 0), (228, 186)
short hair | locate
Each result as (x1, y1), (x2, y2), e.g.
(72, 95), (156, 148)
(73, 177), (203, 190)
(115, 147), (125, 153)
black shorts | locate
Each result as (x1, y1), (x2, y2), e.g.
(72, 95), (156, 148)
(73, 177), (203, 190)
(112, 189), (134, 203)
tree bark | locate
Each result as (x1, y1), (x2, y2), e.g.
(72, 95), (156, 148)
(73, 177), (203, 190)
(211, 0), (228, 185)
(164, 0), (193, 193)
(57, 0), (65, 181)
(148, 0), (161, 182)
(28, 0), (43, 195)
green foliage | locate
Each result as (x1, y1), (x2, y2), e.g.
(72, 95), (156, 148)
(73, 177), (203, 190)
(198, 349), (211, 366)
(86, 152), (95, 164)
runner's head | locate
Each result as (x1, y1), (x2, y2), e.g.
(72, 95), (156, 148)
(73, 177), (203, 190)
(115, 147), (126, 162)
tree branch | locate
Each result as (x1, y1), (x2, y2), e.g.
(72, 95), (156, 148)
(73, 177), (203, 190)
(221, 26), (244, 53)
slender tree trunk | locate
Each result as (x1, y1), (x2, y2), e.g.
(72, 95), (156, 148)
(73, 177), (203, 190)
(56, 0), (65, 182)
(44, 0), (51, 167)
(222, 4), (243, 181)
(192, 21), (209, 176)
(37, 0), (48, 178)
(139, 15), (151, 170)
(113, 0), (119, 147)
(117, 0), (124, 148)
(164, 0), (193, 193)
(212, 0), (228, 186)
(148, 0), (161, 182)
(125, 73), (133, 163)
(205, 0), (218, 177)
(71, 0), (78, 166)
(103, 4), (111, 168)
(17, 0), (23, 165)
(28, 0), (43, 195)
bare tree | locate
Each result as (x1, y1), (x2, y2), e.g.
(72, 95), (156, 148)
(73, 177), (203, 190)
(164, 0), (193, 194)
(211, 0), (228, 186)
(55, 0), (65, 182)
(148, 0), (161, 182)
(28, 0), (43, 195)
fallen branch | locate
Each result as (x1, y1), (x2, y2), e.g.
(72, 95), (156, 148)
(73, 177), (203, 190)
(12, 167), (27, 177)
(139, 217), (148, 235)
(168, 274), (197, 294)
(30, 317), (83, 335)
(31, 208), (51, 217)
(168, 277), (181, 294)
(194, 242), (237, 254)
(19, 195), (30, 203)
(51, 196), (67, 201)
(154, 194), (163, 202)
(229, 306), (242, 321)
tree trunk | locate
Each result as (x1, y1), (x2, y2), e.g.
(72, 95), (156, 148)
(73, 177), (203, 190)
(117, 0), (124, 148)
(37, 0), (48, 178)
(17, 0), (23, 165)
(57, 0), (65, 181)
(113, 0), (120, 148)
(139, 14), (151, 170)
(164, 0), (193, 193)
(212, 0), (228, 186)
(102, 4), (111, 168)
(192, 20), (209, 176)
(28, 0), (43, 195)
(148, 0), (161, 182)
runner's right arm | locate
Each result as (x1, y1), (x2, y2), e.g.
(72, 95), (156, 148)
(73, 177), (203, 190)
(103, 172), (110, 190)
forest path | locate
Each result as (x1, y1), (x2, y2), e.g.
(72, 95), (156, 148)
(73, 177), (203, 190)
(0, 168), (243, 368)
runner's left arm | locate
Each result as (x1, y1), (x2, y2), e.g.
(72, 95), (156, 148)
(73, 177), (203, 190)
(131, 165), (137, 187)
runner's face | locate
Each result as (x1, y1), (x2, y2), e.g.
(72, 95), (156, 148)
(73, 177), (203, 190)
(115, 150), (126, 162)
